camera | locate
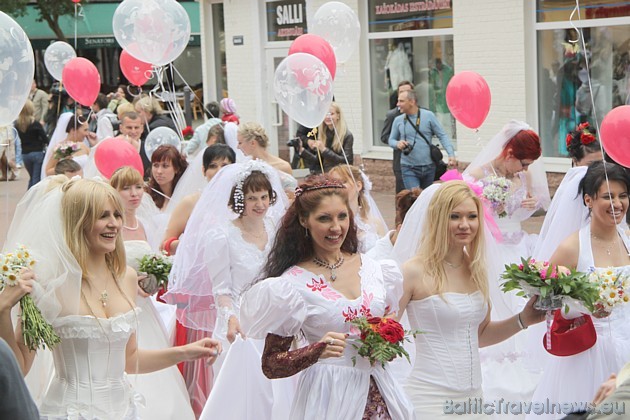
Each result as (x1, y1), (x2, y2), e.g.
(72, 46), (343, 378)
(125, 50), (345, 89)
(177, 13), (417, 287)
(287, 138), (301, 148)
(402, 142), (415, 155)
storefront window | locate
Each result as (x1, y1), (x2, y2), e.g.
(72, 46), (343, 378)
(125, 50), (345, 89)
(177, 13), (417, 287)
(369, 36), (455, 148)
(212, 3), (227, 98)
(536, 12), (630, 157)
(368, 0), (452, 32)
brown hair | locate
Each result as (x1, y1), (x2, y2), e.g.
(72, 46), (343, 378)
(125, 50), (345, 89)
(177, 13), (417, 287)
(228, 171), (277, 215)
(395, 188), (421, 227)
(147, 145), (188, 209)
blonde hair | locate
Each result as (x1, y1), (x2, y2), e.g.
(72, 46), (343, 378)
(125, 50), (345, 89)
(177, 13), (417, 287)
(416, 181), (488, 301)
(16, 100), (35, 132)
(135, 96), (163, 116)
(238, 122), (269, 148)
(318, 102), (348, 154)
(110, 166), (143, 191)
(328, 164), (370, 221)
(61, 179), (127, 283)
(116, 102), (135, 120)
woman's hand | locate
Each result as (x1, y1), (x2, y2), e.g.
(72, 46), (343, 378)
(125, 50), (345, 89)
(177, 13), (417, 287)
(592, 373), (617, 405)
(318, 332), (347, 359)
(315, 140), (325, 152)
(182, 337), (223, 365)
(227, 315), (245, 343)
(136, 274), (151, 298)
(519, 296), (547, 327)
(307, 139), (317, 150)
(0, 268), (34, 313)
(521, 194), (538, 210)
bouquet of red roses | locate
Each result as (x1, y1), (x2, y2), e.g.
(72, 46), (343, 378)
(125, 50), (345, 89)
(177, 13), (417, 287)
(349, 316), (419, 368)
(182, 126), (194, 140)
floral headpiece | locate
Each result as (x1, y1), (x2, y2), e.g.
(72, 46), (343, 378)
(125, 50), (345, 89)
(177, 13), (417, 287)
(294, 179), (345, 198)
(566, 122), (597, 148)
(232, 159), (275, 214)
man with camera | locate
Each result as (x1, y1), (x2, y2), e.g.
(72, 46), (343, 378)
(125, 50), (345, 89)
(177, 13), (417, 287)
(388, 89), (456, 189)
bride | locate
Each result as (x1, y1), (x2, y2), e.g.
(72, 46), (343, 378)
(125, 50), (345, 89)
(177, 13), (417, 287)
(0, 177), (221, 419)
(43, 114), (91, 177)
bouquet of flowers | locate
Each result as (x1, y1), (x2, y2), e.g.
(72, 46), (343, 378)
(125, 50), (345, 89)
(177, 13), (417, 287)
(587, 267), (630, 318)
(182, 126), (194, 141)
(0, 246), (60, 351)
(479, 175), (512, 218)
(501, 257), (600, 313)
(53, 141), (80, 160)
(137, 252), (173, 295)
(349, 316), (420, 368)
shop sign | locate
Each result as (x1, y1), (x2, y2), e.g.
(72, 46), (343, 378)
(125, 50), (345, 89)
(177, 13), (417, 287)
(267, 0), (307, 42)
(373, 0), (451, 16)
(369, 0), (452, 32)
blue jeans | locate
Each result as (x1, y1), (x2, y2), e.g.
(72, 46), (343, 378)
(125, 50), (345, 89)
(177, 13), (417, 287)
(401, 163), (436, 190)
(15, 136), (23, 166)
(22, 151), (44, 189)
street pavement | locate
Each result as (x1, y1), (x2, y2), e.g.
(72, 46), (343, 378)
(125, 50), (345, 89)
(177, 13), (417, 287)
(1, 171), (545, 250)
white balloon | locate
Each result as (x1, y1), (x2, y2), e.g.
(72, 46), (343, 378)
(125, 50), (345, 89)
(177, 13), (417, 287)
(113, 0), (191, 67)
(44, 41), (76, 81)
(0, 12), (34, 126)
(311, 2), (361, 64)
(145, 127), (181, 160)
(274, 53), (334, 128)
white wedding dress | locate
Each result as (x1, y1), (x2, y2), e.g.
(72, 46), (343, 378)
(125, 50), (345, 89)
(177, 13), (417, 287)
(404, 291), (488, 419)
(124, 240), (194, 420)
(527, 225), (630, 419)
(241, 256), (416, 420)
(38, 308), (142, 419)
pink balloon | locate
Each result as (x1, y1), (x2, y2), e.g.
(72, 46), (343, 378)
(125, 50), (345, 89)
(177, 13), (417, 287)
(446, 71), (491, 130)
(120, 49), (152, 86)
(94, 138), (144, 179)
(600, 105), (630, 167)
(289, 34), (336, 80)
(62, 57), (101, 107)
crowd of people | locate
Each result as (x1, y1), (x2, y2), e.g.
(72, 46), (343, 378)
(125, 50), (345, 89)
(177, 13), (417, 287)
(1, 79), (630, 420)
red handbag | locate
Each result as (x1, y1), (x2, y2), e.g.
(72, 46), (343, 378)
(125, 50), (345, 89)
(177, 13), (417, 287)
(543, 309), (597, 357)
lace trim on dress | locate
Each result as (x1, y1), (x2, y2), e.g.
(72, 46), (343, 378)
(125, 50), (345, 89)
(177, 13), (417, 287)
(362, 376), (392, 420)
(261, 333), (326, 379)
(52, 308), (141, 339)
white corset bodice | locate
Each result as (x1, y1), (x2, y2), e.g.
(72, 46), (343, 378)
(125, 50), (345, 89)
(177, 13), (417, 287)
(407, 291), (488, 392)
(39, 309), (141, 419)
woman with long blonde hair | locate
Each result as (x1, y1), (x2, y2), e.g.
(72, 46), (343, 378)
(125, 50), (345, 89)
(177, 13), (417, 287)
(15, 100), (48, 188)
(298, 102), (354, 174)
(396, 181), (544, 418)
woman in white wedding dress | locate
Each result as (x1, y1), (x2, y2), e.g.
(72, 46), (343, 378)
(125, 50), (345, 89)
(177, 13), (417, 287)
(0, 177), (221, 419)
(528, 162), (630, 420)
(395, 181), (544, 418)
(164, 160), (291, 419)
(43, 114), (91, 177)
(110, 167), (194, 419)
(329, 165), (388, 253)
(241, 175), (415, 420)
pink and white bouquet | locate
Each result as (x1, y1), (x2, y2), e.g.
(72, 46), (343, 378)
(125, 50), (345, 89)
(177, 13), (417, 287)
(53, 141), (80, 160)
(480, 175), (512, 218)
(587, 267), (630, 318)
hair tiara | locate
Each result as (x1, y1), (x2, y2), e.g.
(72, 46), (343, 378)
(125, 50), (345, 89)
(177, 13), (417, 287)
(294, 179), (345, 198)
(232, 159), (276, 214)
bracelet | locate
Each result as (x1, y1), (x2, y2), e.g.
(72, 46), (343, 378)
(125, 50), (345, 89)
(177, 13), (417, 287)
(517, 312), (527, 330)
(162, 237), (178, 256)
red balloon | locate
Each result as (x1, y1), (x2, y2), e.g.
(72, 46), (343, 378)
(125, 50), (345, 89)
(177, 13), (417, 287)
(600, 105), (630, 167)
(62, 57), (101, 107)
(94, 138), (144, 179)
(120, 49), (152, 86)
(72, 0), (81, 3)
(289, 34), (336, 80)
(446, 71), (491, 130)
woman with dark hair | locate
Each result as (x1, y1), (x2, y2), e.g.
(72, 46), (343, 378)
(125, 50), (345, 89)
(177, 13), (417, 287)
(566, 122), (603, 167)
(463, 120), (551, 405)
(528, 161), (630, 419)
(147, 144), (188, 210)
(43, 114), (91, 176)
(239, 175), (415, 420)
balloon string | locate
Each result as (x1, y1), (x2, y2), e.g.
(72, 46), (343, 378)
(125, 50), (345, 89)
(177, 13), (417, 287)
(316, 147), (324, 174)
(569, 0), (621, 235)
(147, 185), (171, 200)
(74, 3), (78, 50)
(171, 65), (215, 118)
(57, 80), (63, 116)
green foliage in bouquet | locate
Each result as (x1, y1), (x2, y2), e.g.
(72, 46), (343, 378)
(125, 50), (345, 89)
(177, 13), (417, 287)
(137, 252), (172, 289)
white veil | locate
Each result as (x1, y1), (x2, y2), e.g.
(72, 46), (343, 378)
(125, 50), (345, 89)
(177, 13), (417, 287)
(163, 160), (289, 331)
(223, 122), (246, 162)
(360, 170), (388, 235)
(463, 120), (551, 210)
(41, 112), (73, 180)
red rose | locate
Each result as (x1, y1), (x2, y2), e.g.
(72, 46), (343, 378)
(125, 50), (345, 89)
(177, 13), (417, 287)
(377, 318), (405, 344)
(367, 316), (382, 325)
(580, 132), (596, 145)
(182, 126), (194, 137)
(578, 122), (590, 131)
(565, 133), (573, 148)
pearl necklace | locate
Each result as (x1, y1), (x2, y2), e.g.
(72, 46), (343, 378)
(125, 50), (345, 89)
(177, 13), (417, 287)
(123, 218), (139, 231)
(313, 255), (344, 282)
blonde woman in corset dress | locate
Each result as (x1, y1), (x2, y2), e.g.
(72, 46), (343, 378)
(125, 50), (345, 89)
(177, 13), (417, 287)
(396, 181), (545, 418)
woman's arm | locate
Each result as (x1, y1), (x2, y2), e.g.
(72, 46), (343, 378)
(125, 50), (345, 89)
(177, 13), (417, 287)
(478, 296), (545, 347)
(160, 195), (196, 254)
(0, 270), (37, 375)
(397, 261), (421, 320)
(320, 133), (353, 166)
(45, 155), (58, 175)
(261, 332), (346, 379)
